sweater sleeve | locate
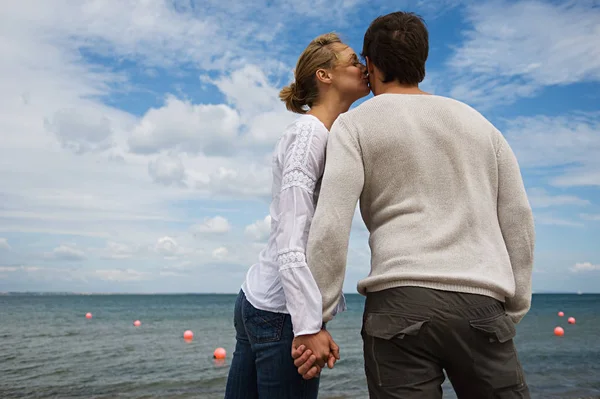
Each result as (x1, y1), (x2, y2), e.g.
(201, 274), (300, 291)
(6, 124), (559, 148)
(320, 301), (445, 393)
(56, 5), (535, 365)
(496, 133), (535, 324)
(306, 115), (364, 323)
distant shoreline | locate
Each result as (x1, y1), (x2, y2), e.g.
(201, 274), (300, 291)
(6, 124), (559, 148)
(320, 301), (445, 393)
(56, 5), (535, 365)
(1, 291), (597, 296)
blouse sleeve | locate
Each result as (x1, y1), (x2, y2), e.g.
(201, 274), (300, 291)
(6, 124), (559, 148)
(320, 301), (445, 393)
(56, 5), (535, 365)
(275, 121), (328, 336)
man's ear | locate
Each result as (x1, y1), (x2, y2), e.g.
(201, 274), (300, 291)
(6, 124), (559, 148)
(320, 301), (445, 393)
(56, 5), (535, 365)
(315, 68), (332, 84)
(366, 57), (374, 75)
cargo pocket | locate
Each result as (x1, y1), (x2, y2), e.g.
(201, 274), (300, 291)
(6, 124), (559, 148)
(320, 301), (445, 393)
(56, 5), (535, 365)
(469, 313), (524, 390)
(363, 312), (430, 340)
(470, 313), (516, 343)
(362, 312), (431, 387)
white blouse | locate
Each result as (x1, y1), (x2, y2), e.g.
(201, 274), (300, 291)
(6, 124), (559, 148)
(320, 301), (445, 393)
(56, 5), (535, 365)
(242, 114), (346, 336)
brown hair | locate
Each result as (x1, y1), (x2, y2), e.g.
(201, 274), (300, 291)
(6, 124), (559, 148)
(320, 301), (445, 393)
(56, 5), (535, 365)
(279, 33), (347, 114)
(361, 12), (428, 85)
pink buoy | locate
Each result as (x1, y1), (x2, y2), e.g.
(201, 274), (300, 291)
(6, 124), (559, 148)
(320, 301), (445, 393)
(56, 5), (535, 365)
(554, 326), (564, 337)
(558, 311), (564, 317)
(213, 347), (227, 360)
(183, 330), (194, 341)
(85, 312), (92, 319)
(133, 320), (141, 327)
(568, 317), (576, 324)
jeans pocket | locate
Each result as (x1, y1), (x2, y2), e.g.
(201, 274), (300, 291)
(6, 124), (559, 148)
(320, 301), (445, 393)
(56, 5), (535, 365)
(469, 313), (524, 390)
(242, 298), (286, 344)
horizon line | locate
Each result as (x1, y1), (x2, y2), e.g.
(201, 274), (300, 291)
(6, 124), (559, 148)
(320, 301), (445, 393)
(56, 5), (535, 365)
(1, 291), (597, 295)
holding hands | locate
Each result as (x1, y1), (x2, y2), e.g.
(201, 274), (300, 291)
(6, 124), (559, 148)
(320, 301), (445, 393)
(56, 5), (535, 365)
(291, 330), (340, 380)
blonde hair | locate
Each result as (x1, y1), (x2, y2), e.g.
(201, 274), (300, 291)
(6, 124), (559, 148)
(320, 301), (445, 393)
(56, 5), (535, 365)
(279, 33), (347, 114)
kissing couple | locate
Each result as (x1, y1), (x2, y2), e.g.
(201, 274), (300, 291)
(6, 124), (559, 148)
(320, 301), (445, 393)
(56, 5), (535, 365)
(224, 10), (535, 399)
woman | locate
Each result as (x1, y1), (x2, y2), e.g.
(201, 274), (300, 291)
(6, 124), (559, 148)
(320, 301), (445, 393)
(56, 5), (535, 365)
(224, 32), (370, 399)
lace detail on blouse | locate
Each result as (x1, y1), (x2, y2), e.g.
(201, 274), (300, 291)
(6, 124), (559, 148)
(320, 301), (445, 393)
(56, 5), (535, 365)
(281, 122), (317, 193)
(277, 250), (307, 270)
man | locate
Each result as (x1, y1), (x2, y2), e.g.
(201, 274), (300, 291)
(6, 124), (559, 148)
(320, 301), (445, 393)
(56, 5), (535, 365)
(292, 11), (535, 399)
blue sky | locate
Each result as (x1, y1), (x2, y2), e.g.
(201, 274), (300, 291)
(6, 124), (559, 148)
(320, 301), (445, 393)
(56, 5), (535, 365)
(0, 0), (599, 293)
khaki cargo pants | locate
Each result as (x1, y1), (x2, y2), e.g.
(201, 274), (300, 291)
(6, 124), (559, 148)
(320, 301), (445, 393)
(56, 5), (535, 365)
(362, 286), (530, 399)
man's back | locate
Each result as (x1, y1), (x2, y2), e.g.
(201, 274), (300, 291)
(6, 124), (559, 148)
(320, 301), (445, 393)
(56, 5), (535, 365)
(307, 93), (535, 324)
(349, 94), (506, 283)
(303, 11), (535, 398)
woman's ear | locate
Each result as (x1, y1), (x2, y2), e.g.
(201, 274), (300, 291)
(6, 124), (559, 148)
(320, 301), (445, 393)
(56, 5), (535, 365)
(315, 68), (332, 84)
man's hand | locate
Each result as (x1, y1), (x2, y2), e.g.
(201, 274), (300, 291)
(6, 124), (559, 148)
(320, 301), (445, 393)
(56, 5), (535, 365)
(291, 330), (340, 379)
(291, 345), (322, 379)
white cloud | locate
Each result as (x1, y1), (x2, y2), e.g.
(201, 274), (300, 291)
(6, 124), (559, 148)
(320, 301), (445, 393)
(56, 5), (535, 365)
(0, 2), (299, 275)
(551, 170), (600, 188)
(0, 265), (46, 273)
(128, 96), (240, 155)
(0, 209), (179, 223)
(44, 107), (115, 154)
(45, 244), (87, 261)
(94, 268), (149, 282)
(286, 0), (360, 19)
(449, 77), (538, 109)
(502, 112), (600, 188)
(245, 110), (297, 149)
(534, 214), (584, 228)
(159, 271), (186, 278)
(581, 214), (600, 222)
(3, 1), (272, 73)
(154, 236), (181, 258)
(148, 153), (187, 187)
(204, 64), (296, 149)
(571, 262), (600, 273)
(163, 260), (195, 271)
(245, 216), (272, 242)
(191, 216), (231, 235)
(28, 266), (45, 273)
(503, 113), (600, 169)
(1, 2), (291, 260)
(131, 65), (290, 196)
(0, 264), (156, 287)
(213, 65), (282, 119)
(196, 164), (272, 198)
(2, 0), (598, 294)
(0, 26), (180, 243)
(100, 241), (137, 260)
(527, 188), (590, 208)
(0, 238), (10, 250)
(212, 246), (229, 260)
(415, 0), (464, 17)
(0, 0), (296, 290)
(0, 226), (110, 239)
(448, 1), (600, 106)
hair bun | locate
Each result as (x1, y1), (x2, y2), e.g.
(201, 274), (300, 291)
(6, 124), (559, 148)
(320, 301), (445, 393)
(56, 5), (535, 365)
(289, 82), (297, 95)
(279, 81), (306, 114)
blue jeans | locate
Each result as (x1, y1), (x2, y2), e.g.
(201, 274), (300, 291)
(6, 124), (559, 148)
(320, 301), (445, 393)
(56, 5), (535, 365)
(224, 290), (320, 399)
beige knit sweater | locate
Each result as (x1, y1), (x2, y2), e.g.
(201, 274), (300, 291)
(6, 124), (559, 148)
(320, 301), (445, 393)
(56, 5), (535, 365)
(306, 94), (535, 324)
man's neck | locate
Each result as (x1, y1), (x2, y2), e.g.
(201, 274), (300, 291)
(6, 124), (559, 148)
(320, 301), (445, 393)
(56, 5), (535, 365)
(375, 83), (429, 96)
